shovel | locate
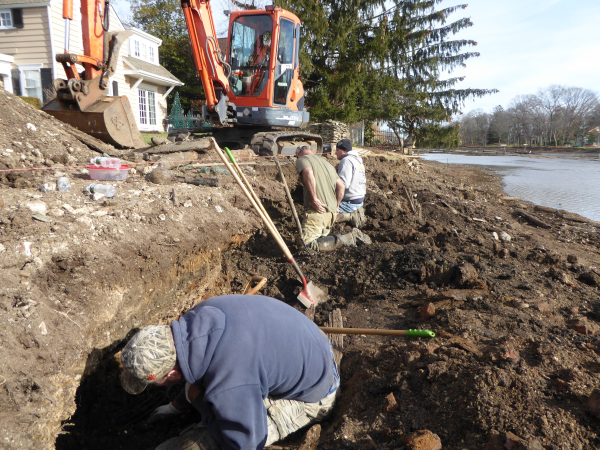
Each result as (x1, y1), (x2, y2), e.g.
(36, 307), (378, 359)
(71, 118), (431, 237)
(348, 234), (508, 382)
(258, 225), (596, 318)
(274, 158), (303, 241)
(243, 276), (268, 295)
(210, 139), (327, 307)
(318, 327), (435, 338)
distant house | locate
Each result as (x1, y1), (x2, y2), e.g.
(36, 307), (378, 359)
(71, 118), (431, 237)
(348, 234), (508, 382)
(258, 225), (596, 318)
(0, 0), (183, 131)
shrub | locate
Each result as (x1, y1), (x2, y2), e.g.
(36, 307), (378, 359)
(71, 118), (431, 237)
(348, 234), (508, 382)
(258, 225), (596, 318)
(19, 96), (42, 109)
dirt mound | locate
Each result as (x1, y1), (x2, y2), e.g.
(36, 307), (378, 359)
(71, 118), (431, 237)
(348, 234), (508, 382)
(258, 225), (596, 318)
(2, 89), (600, 450)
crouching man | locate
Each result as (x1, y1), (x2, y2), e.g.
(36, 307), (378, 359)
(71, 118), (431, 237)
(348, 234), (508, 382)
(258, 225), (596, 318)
(296, 145), (369, 251)
(120, 295), (340, 450)
(335, 139), (367, 228)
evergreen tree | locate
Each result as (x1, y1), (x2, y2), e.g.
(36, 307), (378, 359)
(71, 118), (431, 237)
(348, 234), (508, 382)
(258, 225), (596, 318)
(278, 0), (497, 147)
(168, 92), (186, 128)
(130, 0), (203, 112)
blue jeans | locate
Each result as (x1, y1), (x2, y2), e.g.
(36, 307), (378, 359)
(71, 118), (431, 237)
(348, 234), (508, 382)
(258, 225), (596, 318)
(339, 201), (363, 213)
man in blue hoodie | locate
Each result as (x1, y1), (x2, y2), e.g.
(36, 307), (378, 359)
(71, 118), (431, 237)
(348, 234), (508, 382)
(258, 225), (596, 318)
(335, 139), (367, 228)
(120, 295), (339, 450)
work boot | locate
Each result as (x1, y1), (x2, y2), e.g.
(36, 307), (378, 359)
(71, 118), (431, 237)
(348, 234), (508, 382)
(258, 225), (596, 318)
(315, 236), (341, 252)
(336, 210), (362, 228)
(358, 207), (366, 224)
(335, 231), (357, 247)
(352, 228), (372, 245)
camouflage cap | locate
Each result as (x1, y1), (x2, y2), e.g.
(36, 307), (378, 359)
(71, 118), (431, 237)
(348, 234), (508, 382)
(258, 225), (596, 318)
(120, 325), (177, 395)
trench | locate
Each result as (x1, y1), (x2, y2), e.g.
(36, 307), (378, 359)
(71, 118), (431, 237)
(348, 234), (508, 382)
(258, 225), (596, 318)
(52, 224), (343, 450)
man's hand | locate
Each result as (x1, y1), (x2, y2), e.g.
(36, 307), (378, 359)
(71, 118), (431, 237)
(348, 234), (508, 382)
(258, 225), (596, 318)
(146, 402), (183, 424)
(309, 198), (327, 214)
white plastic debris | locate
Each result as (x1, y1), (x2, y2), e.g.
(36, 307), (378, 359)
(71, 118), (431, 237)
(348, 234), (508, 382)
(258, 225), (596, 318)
(492, 232), (499, 241)
(215, 205), (223, 213)
(20, 241), (32, 256)
(39, 322), (48, 336)
(183, 200), (193, 208)
(26, 123), (37, 131)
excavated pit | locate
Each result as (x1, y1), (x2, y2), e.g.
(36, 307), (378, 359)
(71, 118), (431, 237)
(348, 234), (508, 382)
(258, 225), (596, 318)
(2, 104), (600, 449)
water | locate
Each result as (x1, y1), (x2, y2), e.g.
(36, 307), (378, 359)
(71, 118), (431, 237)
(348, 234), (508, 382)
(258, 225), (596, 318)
(420, 153), (600, 221)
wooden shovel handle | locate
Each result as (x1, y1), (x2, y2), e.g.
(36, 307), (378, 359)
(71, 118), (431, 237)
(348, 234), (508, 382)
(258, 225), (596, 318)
(244, 276), (268, 295)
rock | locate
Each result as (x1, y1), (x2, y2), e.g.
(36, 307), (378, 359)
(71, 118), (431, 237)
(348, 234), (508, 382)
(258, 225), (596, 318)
(402, 430), (442, 450)
(385, 392), (399, 412)
(148, 165), (172, 184)
(298, 424), (321, 450)
(567, 254), (578, 264)
(39, 183), (56, 192)
(0, 243), (5, 253)
(588, 388), (600, 418)
(500, 347), (520, 363)
(511, 298), (529, 309)
(454, 263), (478, 287)
(420, 302), (435, 321)
(500, 231), (512, 242)
(151, 136), (169, 146)
(0, 196), (4, 208)
(504, 431), (527, 450)
(498, 248), (508, 259)
(492, 231), (499, 240)
(62, 204), (75, 213)
(568, 317), (598, 335)
(535, 301), (551, 313)
(142, 165), (154, 175)
(578, 271), (600, 287)
(22, 201), (47, 214)
(26, 123), (37, 131)
(76, 216), (94, 229)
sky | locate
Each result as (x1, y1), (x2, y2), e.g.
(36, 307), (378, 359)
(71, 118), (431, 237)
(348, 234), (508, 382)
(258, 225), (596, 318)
(112, 0), (600, 116)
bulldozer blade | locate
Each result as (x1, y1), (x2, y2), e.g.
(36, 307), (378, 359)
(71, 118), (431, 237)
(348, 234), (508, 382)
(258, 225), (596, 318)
(297, 281), (328, 308)
(43, 95), (147, 149)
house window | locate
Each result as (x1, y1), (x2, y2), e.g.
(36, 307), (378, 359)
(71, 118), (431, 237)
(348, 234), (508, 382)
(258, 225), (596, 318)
(134, 40), (140, 57)
(140, 42), (147, 60)
(138, 88), (157, 128)
(149, 47), (155, 63)
(18, 65), (43, 103)
(0, 10), (13, 28)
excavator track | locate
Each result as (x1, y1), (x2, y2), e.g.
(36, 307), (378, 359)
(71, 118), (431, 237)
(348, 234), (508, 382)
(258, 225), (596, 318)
(167, 127), (324, 156)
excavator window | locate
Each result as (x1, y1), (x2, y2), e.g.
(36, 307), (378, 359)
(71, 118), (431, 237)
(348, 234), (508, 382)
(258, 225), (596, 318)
(273, 18), (294, 105)
(228, 14), (273, 97)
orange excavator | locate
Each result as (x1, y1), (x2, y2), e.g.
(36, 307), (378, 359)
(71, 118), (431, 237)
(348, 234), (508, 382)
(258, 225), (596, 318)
(42, 0), (146, 148)
(43, 0), (321, 155)
(181, 0), (322, 155)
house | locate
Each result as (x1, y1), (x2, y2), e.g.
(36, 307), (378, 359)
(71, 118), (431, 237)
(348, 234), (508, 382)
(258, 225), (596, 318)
(0, 0), (183, 132)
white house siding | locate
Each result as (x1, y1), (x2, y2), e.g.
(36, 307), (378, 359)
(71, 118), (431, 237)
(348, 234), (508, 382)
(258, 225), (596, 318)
(124, 78), (168, 132)
(0, 6), (51, 66)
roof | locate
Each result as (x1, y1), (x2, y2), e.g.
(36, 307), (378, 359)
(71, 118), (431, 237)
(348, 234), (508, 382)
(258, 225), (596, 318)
(123, 56), (182, 84)
(0, 0), (49, 5)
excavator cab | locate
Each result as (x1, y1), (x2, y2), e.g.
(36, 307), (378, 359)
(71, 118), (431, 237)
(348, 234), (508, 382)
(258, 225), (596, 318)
(225, 9), (308, 128)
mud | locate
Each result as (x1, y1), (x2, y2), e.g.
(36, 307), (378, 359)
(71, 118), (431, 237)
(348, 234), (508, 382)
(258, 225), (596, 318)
(1, 90), (600, 450)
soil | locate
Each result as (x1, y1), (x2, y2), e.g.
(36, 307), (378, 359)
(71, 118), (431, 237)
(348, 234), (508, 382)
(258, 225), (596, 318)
(1, 89), (600, 450)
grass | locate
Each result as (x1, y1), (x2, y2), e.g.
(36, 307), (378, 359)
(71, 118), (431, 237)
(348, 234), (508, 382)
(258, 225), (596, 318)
(140, 132), (168, 146)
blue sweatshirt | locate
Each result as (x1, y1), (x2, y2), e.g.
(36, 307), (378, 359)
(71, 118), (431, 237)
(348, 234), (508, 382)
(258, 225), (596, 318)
(170, 295), (334, 450)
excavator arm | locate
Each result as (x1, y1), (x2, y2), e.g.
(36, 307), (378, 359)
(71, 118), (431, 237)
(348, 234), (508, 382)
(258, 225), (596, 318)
(42, 0), (146, 148)
(181, 0), (236, 125)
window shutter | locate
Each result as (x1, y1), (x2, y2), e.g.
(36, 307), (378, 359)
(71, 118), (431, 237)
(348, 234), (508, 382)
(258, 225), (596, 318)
(41, 68), (53, 104)
(11, 68), (21, 95)
(112, 80), (118, 97)
(12, 9), (23, 28)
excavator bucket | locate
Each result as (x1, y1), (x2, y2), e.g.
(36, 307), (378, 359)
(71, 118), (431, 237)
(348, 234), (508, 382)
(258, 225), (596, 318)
(43, 95), (147, 149)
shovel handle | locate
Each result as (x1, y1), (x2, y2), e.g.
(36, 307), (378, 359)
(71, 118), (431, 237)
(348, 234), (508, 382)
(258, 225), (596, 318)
(244, 276), (268, 295)
(319, 327), (435, 338)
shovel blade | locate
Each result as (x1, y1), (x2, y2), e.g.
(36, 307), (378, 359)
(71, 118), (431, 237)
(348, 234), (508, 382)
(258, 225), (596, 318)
(297, 281), (328, 308)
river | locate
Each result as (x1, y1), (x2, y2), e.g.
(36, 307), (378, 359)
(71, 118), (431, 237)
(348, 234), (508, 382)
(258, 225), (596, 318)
(420, 153), (600, 221)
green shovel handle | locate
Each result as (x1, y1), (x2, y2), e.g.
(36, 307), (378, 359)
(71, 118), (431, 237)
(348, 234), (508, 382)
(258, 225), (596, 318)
(406, 329), (436, 338)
